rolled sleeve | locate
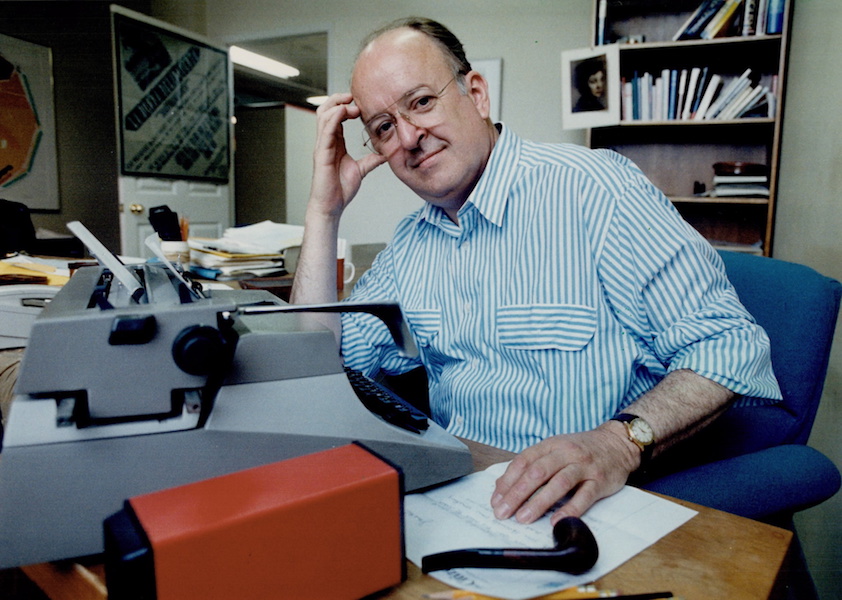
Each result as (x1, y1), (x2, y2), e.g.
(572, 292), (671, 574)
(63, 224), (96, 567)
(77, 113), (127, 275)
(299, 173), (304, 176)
(596, 169), (782, 404)
(340, 246), (423, 378)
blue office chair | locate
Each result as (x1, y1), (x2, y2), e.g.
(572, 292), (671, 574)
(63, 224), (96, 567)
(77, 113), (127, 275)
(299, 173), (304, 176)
(640, 251), (841, 522)
(639, 251), (842, 599)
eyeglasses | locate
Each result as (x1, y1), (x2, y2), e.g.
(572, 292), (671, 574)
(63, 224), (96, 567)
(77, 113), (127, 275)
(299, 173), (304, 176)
(362, 77), (457, 155)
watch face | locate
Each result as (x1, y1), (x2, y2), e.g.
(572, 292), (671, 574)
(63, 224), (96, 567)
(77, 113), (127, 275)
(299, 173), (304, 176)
(630, 419), (654, 444)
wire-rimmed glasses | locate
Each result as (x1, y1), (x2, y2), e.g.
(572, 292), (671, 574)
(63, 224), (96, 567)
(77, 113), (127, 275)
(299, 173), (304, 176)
(362, 77), (457, 155)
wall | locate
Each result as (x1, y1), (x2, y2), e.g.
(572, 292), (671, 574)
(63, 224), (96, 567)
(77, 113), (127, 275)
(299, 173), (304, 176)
(284, 104), (317, 227)
(774, 1), (842, 597)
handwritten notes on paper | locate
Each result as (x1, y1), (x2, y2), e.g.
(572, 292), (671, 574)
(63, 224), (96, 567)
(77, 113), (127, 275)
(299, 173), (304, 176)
(404, 462), (696, 600)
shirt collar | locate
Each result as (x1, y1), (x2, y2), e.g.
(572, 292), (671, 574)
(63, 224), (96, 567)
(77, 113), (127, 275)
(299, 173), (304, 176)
(415, 124), (522, 232)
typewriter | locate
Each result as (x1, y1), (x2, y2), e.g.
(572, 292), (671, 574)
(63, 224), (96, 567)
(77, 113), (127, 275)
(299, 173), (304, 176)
(0, 237), (471, 568)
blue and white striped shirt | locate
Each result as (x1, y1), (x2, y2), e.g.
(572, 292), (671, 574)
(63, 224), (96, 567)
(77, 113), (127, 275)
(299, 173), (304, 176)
(342, 125), (781, 453)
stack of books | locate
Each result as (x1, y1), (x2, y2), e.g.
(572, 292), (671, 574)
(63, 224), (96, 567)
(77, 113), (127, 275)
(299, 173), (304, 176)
(708, 161), (769, 198)
(621, 67), (775, 123)
(673, 0), (786, 41)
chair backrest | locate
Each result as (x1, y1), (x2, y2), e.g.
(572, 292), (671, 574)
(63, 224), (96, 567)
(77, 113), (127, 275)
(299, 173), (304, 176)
(0, 199), (36, 255)
(717, 250), (842, 446)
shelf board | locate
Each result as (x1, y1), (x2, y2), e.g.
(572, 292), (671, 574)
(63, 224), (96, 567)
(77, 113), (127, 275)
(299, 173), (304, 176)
(616, 118), (775, 127)
(670, 196), (769, 205)
(616, 34), (783, 52)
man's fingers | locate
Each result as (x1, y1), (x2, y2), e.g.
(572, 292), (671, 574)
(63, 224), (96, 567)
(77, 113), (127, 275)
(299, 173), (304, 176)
(490, 429), (636, 525)
(514, 464), (582, 524)
(357, 152), (388, 178)
(549, 480), (602, 524)
(492, 450), (575, 523)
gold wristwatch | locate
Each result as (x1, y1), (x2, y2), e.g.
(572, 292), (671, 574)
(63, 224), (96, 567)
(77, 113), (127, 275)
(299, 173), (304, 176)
(611, 413), (655, 462)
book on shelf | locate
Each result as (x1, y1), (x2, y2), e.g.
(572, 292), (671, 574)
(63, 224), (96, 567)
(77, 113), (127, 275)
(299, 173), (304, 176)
(701, 0), (745, 39)
(713, 174), (768, 184)
(765, 0), (785, 34)
(621, 78), (633, 121)
(681, 67), (703, 120)
(689, 67), (710, 116)
(720, 83), (769, 120)
(741, 0), (759, 35)
(673, 0), (728, 40)
(693, 74), (723, 120)
(710, 240), (764, 254)
(755, 0), (770, 35)
(709, 184), (770, 197)
(674, 0), (784, 40)
(703, 68), (752, 118)
(676, 69), (689, 121)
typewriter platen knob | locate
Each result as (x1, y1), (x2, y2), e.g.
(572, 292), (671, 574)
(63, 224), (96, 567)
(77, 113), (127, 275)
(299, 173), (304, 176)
(172, 325), (229, 376)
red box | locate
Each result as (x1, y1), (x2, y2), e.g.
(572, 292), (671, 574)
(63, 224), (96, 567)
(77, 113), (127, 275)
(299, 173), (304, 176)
(105, 443), (404, 600)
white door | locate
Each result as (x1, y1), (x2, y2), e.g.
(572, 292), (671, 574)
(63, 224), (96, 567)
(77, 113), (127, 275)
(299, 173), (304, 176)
(119, 175), (232, 257)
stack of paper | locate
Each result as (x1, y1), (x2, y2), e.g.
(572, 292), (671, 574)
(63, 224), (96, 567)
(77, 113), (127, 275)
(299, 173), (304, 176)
(188, 240), (285, 280)
(187, 221), (306, 280)
(221, 221), (305, 252)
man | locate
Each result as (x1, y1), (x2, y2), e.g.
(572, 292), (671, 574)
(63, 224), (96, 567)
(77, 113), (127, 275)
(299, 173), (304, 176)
(290, 17), (780, 526)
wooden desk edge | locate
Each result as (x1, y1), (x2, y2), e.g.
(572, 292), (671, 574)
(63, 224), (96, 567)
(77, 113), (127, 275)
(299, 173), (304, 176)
(16, 439), (792, 600)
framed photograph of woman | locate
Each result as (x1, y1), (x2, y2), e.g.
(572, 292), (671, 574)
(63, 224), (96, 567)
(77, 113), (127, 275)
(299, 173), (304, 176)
(561, 45), (620, 130)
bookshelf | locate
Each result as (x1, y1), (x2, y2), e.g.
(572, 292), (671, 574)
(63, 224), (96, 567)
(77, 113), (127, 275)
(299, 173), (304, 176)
(587, 0), (792, 255)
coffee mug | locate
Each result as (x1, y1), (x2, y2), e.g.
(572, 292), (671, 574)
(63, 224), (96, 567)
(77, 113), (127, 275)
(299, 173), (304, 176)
(337, 258), (356, 290)
(336, 238), (355, 290)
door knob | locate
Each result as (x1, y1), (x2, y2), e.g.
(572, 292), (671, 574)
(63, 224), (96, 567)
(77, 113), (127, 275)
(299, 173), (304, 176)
(129, 204), (145, 215)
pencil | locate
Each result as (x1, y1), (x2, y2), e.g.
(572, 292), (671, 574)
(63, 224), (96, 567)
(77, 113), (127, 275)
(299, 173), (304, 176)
(422, 586), (616, 600)
(422, 590), (676, 600)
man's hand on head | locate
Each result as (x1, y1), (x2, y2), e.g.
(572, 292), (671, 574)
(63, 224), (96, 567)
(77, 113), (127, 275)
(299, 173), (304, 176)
(310, 92), (387, 217)
(490, 423), (641, 525)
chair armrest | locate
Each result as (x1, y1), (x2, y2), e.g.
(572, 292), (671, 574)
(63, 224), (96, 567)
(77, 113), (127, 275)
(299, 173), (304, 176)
(640, 445), (841, 521)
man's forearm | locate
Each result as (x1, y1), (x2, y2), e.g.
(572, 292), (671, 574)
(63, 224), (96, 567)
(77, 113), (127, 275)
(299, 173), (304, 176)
(289, 208), (343, 340)
(619, 369), (735, 457)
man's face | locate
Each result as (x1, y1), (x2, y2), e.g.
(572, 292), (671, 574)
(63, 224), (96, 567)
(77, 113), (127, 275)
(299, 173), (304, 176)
(351, 29), (495, 215)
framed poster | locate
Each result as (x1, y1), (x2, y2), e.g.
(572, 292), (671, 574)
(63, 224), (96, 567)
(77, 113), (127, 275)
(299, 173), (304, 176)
(112, 7), (231, 183)
(0, 33), (60, 210)
(561, 45), (620, 130)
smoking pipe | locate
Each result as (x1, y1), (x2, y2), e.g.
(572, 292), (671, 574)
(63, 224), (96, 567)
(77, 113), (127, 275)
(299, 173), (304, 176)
(421, 516), (598, 574)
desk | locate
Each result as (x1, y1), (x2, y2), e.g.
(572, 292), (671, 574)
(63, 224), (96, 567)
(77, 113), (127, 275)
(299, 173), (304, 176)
(11, 439), (792, 600)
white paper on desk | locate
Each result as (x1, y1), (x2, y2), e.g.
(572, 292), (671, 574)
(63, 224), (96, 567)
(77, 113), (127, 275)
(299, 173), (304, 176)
(222, 220), (305, 252)
(404, 462), (696, 600)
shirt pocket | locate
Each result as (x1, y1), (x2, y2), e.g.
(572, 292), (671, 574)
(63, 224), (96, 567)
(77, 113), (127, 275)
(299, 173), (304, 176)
(497, 304), (597, 351)
(403, 308), (442, 348)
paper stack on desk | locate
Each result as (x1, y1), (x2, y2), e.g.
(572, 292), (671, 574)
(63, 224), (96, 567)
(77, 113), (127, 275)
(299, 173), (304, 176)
(187, 221), (305, 279)
(405, 462), (697, 600)
(188, 239), (287, 279)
